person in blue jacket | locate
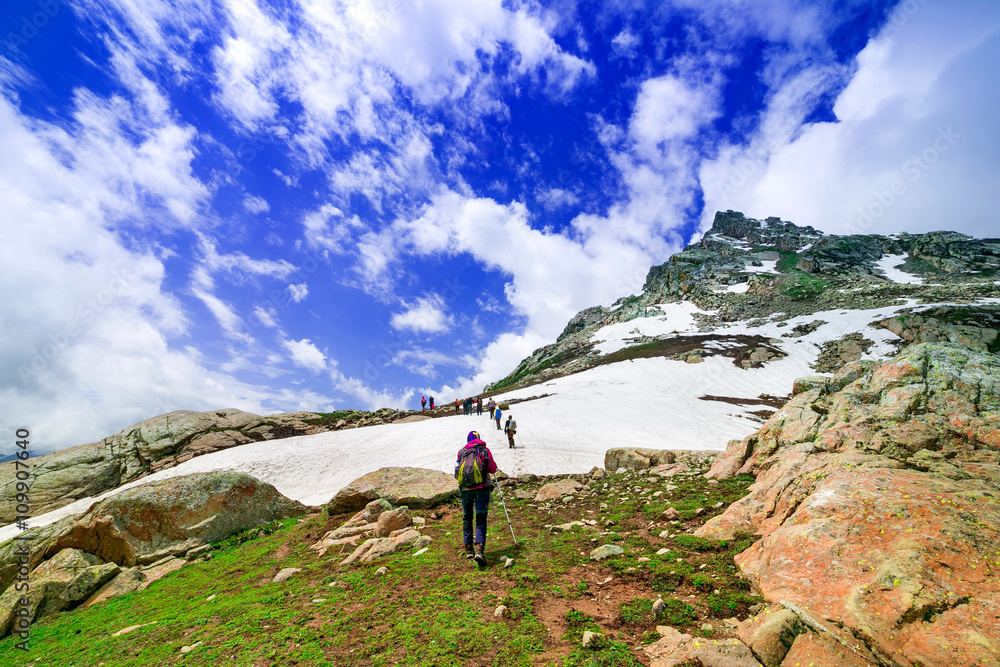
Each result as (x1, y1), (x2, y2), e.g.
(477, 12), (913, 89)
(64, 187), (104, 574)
(494, 406), (502, 430)
(455, 431), (497, 564)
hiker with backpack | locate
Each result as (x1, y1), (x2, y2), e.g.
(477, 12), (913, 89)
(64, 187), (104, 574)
(421, 396), (426, 411)
(504, 415), (517, 448)
(429, 396), (435, 409)
(494, 406), (502, 430)
(476, 397), (483, 415)
(455, 430), (497, 565)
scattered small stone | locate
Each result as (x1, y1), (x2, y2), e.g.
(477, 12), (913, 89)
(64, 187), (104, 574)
(494, 605), (508, 618)
(312, 598), (326, 604)
(700, 564), (708, 569)
(637, 557), (651, 563)
(659, 530), (671, 538)
(504, 558), (515, 569)
(375, 567), (389, 576)
(179, 642), (202, 654)
(701, 622), (714, 634)
(661, 508), (680, 521)
(657, 548), (670, 555)
(707, 479), (719, 486)
(590, 544), (624, 561)
(205, 594), (216, 602)
(412, 548), (429, 556)
(413, 535), (433, 550)
(652, 599), (665, 615)
(712, 502), (724, 509)
(112, 622), (157, 637)
(695, 507), (706, 516)
(412, 517), (426, 525)
(272, 568), (301, 584)
(582, 631), (603, 648)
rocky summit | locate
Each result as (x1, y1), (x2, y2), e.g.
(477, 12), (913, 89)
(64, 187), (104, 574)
(489, 211), (999, 393)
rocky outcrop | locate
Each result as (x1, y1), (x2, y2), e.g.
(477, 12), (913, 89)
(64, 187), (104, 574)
(325, 467), (459, 516)
(811, 332), (874, 372)
(875, 305), (1000, 353)
(0, 472), (305, 595)
(0, 409), (324, 525)
(0, 548), (119, 638)
(0, 471), (304, 639)
(604, 448), (716, 474)
(698, 343), (1000, 666)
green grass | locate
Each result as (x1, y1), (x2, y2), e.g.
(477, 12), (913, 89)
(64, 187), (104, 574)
(0, 466), (760, 666)
(776, 250), (799, 272)
(781, 272), (831, 301)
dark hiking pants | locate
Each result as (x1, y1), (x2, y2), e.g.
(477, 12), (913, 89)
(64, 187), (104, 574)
(461, 487), (490, 546)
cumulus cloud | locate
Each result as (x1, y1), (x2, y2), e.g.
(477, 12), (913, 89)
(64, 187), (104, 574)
(390, 295), (452, 334)
(697, 1), (1000, 237)
(282, 338), (327, 372)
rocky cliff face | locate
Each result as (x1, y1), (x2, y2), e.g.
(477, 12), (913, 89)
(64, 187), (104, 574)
(488, 211), (1000, 393)
(697, 343), (1000, 666)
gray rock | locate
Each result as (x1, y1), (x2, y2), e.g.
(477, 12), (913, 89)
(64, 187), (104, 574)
(589, 545), (623, 561)
(273, 568), (301, 584)
(325, 467), (459, 515)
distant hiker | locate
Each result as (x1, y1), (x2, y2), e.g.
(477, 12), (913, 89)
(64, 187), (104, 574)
(476, 397), (483, 415)
(455, 430), (497, 565)
(504, 415), (517, 448)
(455, 398), (461, 414)
(421, 396), (426, 411)
(488, 398), (496, 418)
(429, 396), (435, 410)
(494, 406), (502, 430)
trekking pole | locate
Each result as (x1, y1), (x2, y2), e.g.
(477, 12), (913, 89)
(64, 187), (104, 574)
(491, 475), (518, 546)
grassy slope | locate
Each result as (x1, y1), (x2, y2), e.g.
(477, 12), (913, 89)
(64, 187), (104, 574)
(0, 466), (757, 667)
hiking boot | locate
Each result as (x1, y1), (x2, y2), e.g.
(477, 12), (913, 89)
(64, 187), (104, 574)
(464, 543), (475, 559)
(474, 544), (486, 566)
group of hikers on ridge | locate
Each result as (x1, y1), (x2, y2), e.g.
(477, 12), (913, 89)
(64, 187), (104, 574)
(419, 395), (518, 449)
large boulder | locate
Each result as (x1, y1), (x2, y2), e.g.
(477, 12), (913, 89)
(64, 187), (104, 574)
(0, 409), (324, 524)
(698, 343), (1000, 666)
(0, 548), (119, 638)
(0, 471), (305, 596)
(325, 467), (458, 515)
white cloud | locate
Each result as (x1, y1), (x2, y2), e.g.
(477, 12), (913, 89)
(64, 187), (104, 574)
(282, 338), (328, 372)
(244, 194), (270, 213)
(302, 203), (365, 253)
(611, 29), (640, 58)
(330, 369), (415, 411)
(697, 1), (1000, 237)
(288, 283), (309, 304)
(254, 305), (278, 328)
(630, 74), (718, 156)
(390, 295), (452, 334)
(536, 187), (580, 210)
(392, 348), (473, 379)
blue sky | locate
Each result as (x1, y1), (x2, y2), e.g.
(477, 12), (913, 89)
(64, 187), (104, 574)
(1, 0), (997, 453)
